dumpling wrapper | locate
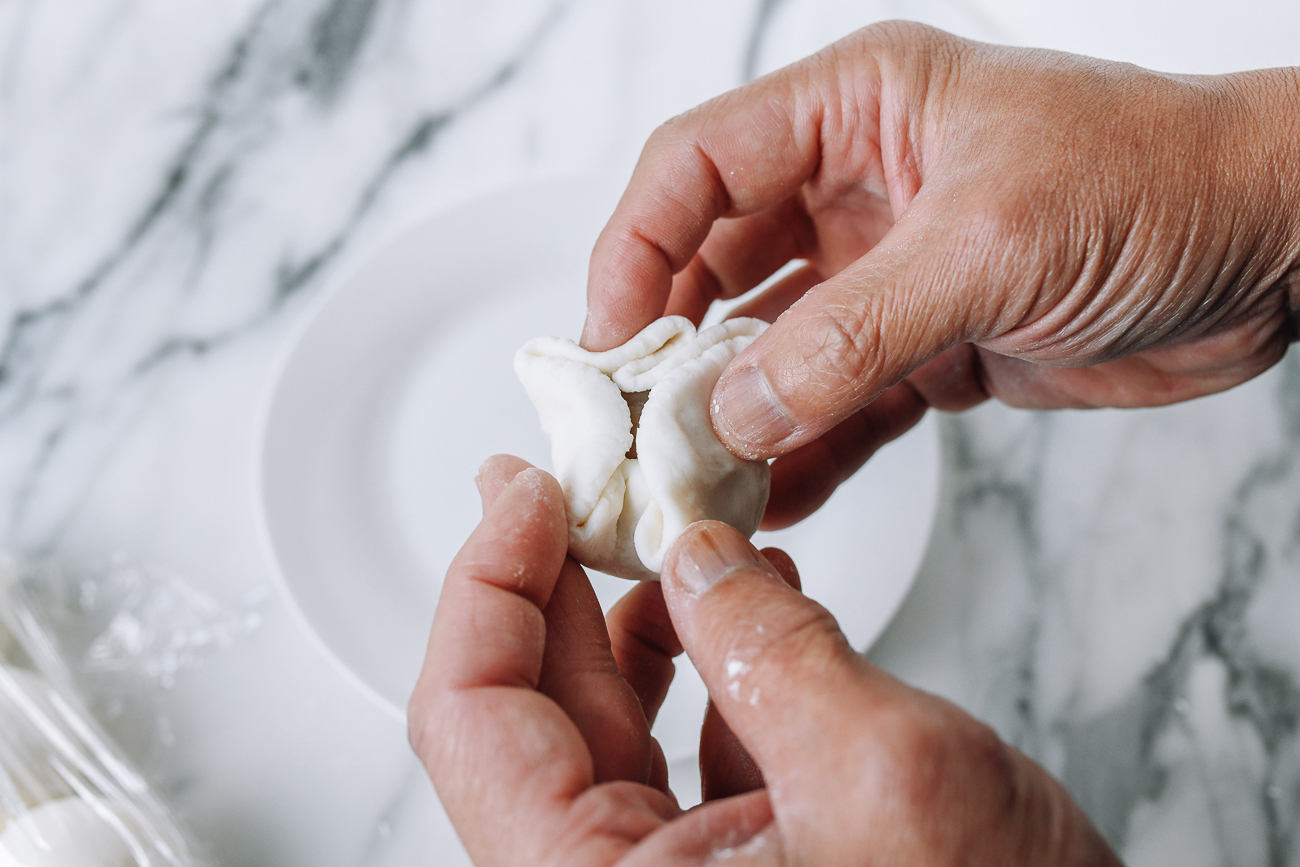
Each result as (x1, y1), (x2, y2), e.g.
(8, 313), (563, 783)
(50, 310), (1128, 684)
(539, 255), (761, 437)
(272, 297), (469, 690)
(515, 316), (770, 581)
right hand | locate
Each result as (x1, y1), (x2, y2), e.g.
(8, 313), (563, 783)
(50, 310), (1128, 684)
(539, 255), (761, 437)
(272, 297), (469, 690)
(656, 520), (1122, 867)
(583, 22), (1300, 526)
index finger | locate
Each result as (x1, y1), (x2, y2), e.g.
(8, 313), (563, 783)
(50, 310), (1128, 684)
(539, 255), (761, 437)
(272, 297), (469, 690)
(408, 468), (595, 860)
(580, 52), (855, 350)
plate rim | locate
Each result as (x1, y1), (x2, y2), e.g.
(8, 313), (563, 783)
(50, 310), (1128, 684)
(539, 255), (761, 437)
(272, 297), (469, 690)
(252, 174), (619, 723)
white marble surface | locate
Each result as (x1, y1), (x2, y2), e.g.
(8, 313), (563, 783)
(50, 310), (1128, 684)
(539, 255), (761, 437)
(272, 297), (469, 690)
(4, 1), (1300, 865)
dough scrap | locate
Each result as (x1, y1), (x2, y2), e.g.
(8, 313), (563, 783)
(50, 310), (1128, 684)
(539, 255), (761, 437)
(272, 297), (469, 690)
(515, 316), (770, 580)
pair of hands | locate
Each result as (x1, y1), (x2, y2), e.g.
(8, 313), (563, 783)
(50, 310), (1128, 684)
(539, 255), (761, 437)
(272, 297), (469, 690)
(409, 455), (1116, 865)
(412, 21), (1300, 865)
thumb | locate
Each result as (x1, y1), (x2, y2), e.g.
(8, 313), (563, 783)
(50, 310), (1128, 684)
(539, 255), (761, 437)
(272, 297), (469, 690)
(711, 200), (1000, 459)
(660, 522), (904, 795)
(662, 522), (1118, 866)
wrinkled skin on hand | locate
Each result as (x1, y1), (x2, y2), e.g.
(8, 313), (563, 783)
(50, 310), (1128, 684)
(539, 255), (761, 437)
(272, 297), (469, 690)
(582, 22), (1300, 526)
(409, 456), (1121, 866)
(411, 26), (1300, 863)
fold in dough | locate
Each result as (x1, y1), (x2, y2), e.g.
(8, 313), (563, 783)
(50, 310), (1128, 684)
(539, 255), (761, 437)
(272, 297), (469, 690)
(515, 316), (771, 581)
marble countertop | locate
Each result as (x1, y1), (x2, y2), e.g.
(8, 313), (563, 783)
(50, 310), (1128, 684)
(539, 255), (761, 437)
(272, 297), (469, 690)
(5, 1), (1300, 865)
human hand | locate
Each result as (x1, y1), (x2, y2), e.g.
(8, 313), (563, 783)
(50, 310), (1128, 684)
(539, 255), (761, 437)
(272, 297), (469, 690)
(409, 455), (1121, 865)
(408, 454), (782, 865)
(582, 22), (1300, 524)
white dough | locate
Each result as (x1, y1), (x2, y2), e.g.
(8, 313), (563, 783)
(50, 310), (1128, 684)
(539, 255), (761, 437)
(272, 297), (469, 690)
(515, 316), (771, 580)
(0, 797), (135, 867)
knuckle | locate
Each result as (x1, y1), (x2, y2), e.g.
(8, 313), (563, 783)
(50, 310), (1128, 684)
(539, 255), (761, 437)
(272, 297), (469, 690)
(406, 660), (452, 761)
(406, 688), (457, 769)
(562, 787), (625, 840)
(644, 114), (687, 152)
(956, 717), (1020, 798)
(788, 300), (882, 394)
(857, 19), (939, 49)
(945, 194), (1052, 334)
(406, 695), (431, 756)
(550, 783), (667, 861)
(847, 20), (967, 74)
(954, 193), (1036, 260)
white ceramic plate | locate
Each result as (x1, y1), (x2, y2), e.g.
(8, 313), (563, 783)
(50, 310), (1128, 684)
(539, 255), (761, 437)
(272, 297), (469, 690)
(258, 178), (940, 799)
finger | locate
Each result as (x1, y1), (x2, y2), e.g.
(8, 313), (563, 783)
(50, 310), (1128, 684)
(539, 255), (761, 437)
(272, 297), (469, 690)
(581, 55), (852, 350)
(725, 263), (823, 324)
(664, 201), (817, 325)
(605, 555), (804, 802)
(698, 548), (797, 802)
(699, 706), (764, 802)
(409, 468), (592, 862)
(975, 306), (1293, 407)
(606, 581), (682, 727)
(907, 305), (1290, 412)
(708, 196), (1003, 459)
(758, 546), (800, 592)
(538, 557), (655, 785)
(761, 381), (928, 530)
(903, 344), (991, 412)
(475, 454), (536, 512)
(648, 736), (672, 796)
(618, 789), (782, 867)
(419, 469), (568, 695)
(666, 527), (1119, 866)
(660, 522), (910, 797)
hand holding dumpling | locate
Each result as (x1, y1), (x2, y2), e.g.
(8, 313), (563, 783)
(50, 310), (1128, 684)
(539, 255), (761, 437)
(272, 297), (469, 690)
(516, 316), (771, 580)
(408, 457), (1121, 867)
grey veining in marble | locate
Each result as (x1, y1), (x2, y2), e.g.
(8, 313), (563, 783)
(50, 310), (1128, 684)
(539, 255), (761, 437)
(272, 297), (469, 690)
(0, 2), (771, 863)
(874, 354), (1300, 865)
(1, 0), (571, 555)
(6, 1), (1300, 865)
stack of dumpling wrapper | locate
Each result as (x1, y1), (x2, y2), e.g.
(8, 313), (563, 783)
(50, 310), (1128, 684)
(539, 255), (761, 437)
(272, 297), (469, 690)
(0, 563), (203, 867)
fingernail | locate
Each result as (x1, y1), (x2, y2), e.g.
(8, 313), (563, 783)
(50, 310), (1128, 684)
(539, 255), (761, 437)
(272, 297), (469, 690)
(712, 365), (796, 456)
(670, 522), (772, 595)
(580, 312), (610, 350)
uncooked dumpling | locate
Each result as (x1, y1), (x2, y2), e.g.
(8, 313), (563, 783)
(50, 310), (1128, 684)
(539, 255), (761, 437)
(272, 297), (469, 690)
(515, 316), (770, 580)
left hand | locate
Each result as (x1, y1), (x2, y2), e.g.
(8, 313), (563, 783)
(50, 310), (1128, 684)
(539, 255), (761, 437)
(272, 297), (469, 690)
(408, 454), (784, 866)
